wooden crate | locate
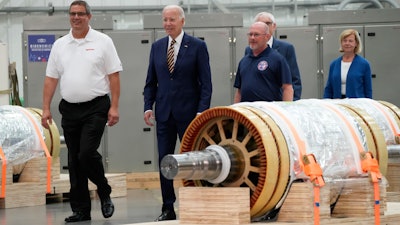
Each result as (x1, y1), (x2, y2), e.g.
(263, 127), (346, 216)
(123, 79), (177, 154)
(277, 177), (387, 223)
(331, 177), (386, 218)
(0, 157), (50, 208)
(123, 207), (400, 225)
(386, 158), (400, 192)
(179, 187), (250, 224)
(277, 181), (330, 222)
(119, 187), (400, 225)
(127, 171), (183, 189)
(0, 182), (46, 208)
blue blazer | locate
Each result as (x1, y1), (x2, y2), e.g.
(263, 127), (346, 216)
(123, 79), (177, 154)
(272, 39), (302, 100)
(245, 38), (302, 100)
(323, 54), (372, 99)
(144, 33), (212, 122)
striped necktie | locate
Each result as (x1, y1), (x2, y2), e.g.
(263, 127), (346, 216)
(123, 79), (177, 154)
(167, 39), (176, 73)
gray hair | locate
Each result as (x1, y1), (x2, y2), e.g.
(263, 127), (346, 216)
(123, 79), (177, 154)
(163, 5), (185, 19)
(70, 0), (91, 15)
(254, 12), (276, 24)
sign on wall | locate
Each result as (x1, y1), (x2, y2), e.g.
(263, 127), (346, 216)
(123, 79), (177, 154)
(28, 35), (55, 62)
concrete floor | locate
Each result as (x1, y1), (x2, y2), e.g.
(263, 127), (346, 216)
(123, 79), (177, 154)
(2, 188), (400, 225)
(0, 189), (177, 225)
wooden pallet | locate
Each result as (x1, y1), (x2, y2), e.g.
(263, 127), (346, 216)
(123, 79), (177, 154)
(127, 171), (183, 189)
(387, 158), (400, 193)
(122, 207), (400, 225)
(179, 187), (250, 224)
(125, 178), (400, 225)
(0, 156), (127, 208)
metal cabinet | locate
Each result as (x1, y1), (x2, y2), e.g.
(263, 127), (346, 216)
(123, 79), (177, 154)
(105, 30), (156, 172)
(276, 26), (320, 99)
(364, 24), (400, 107)
(194, 28), (233, 107)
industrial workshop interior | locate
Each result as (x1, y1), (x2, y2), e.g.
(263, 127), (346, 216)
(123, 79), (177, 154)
(1, 0), (400, 224)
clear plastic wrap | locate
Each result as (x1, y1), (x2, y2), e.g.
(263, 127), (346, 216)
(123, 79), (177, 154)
(0, 105), (44, 165)
(239, 99), (369, 182)
(330, 98), (400, 145)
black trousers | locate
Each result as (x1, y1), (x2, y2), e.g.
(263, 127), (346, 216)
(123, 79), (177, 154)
(59, 95), (112, 214)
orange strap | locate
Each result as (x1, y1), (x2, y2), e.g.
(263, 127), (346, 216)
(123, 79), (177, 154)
(361, 152), (382, 182)
(266, 104), (323, 225)
(303, 154), (325, 225)
(0, 147), (6, 198)
(20, 108), (52, 194)
(324, 102), (381, 225)
(361, 152), (382, 225)
(303, 154), (325, 187)
(313, 186), (321, 225)
(264, 104), (307, 168)
(322, 103), (365, 154)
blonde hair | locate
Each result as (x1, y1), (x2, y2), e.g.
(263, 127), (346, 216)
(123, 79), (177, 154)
(339, 29), (362, 54)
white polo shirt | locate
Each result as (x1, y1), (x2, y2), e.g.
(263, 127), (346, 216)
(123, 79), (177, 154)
(46, 27), (123, 103)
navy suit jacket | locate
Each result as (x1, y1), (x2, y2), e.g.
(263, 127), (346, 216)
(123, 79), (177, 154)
(245, 38), (302, 100)
(144, 33), (212, 122)
(323, 54), (372, 99)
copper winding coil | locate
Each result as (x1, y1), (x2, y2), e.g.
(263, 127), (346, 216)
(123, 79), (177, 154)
(179, 106), (290, 217)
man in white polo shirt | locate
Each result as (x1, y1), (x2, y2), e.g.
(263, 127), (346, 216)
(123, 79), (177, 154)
(41, 1), (122, 223)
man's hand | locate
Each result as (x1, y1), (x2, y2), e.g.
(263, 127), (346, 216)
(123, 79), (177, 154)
(41, 109), (52, 129)
(144, 110), (155, 126)
(107, 107), (119, 127)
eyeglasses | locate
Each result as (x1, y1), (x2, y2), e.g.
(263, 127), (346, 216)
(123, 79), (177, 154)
(69, 12), (88, 17)
(246, 33), (267, 38)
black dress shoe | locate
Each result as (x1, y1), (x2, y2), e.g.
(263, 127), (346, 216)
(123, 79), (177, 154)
(64, 212), (91, 222)
(101, 196), (115, 218)
(155, 209), (176, 221)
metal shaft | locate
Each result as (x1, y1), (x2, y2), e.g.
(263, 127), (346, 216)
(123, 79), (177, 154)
(160, 145), (232, 184)
(388, 144), (400, 158)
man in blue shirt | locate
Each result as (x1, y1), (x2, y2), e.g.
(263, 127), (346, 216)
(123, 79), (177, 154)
(234, 22), (293, 103)
(245, 12), (302, 100)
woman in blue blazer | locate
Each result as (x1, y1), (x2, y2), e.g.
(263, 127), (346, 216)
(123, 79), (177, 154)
(323, 29), (372, 99)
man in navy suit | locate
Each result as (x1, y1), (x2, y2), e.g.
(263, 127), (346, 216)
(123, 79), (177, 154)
(245, 12), (302, 100)
(143, 4), (212, 221)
